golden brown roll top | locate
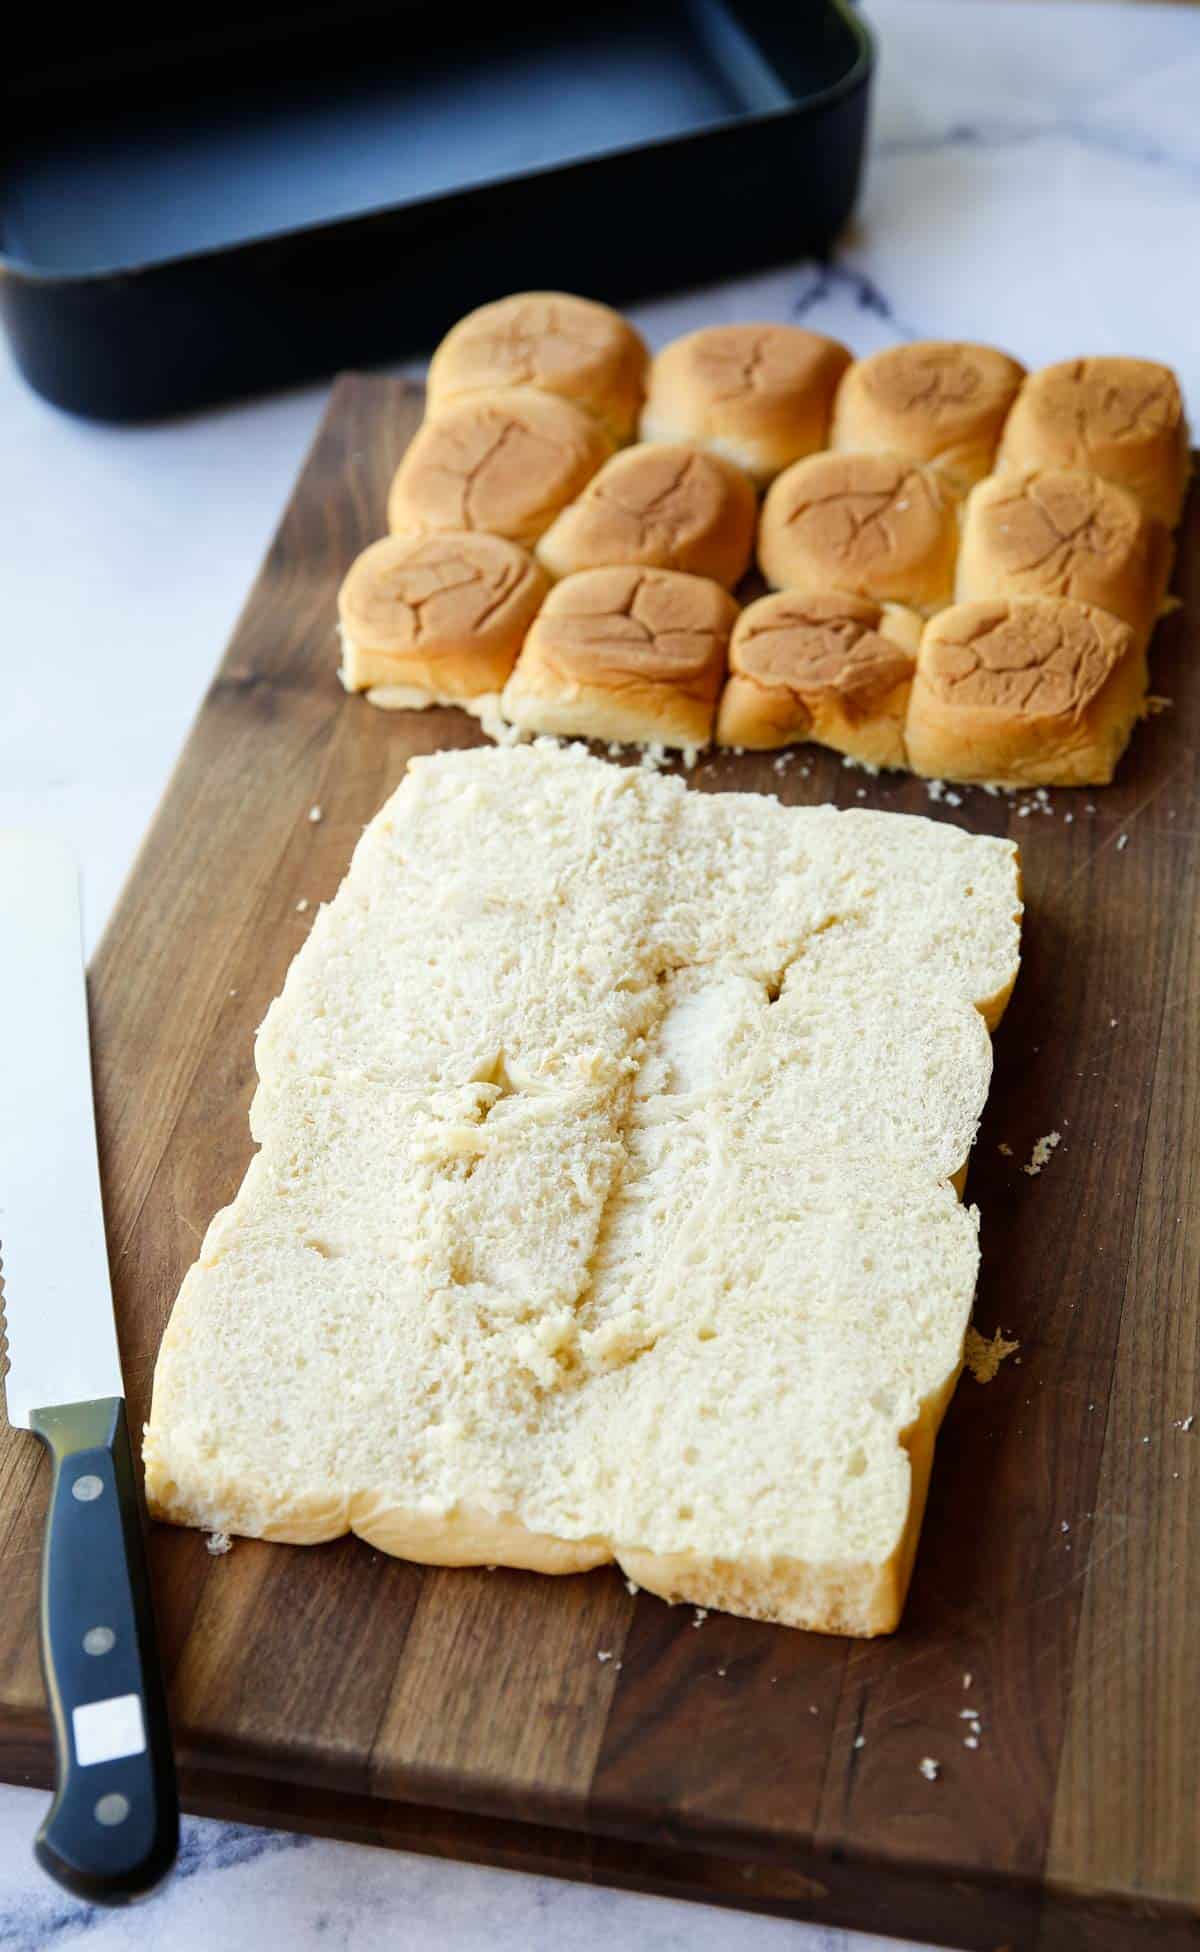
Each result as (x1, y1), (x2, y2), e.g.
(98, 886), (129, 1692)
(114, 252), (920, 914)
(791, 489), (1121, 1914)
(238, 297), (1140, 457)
(639, 324), (851, 486)
(535, 442), (757, 589)
(831, 341), (1026, 488)
(956, 467), (1173, 648)
(759, 450), (960, 612)
(338, 531), (550, 707)
(996, 357), (1189, 528)
(426, 292), (649, 444)
(501, 566), (738, 751)
(715, 591), (921, 767)
(387, 389), (612, 547)
(905, 596), (1144, 788)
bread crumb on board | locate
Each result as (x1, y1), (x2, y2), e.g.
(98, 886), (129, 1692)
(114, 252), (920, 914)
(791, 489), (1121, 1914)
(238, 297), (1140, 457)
(308, 804), (323, 823)
(205, 1531), (233, 1556)
(925, 778), (963, 807)
(1023, 1130), (1061, 1176)
(963, 1326), (1020, 1384)
(692, 1606), (708, 1628)
(919, 1757), (940, 1781)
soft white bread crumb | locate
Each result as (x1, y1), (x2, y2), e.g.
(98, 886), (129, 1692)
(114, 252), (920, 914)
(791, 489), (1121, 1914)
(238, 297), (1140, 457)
(145, 745), (1021, 1637)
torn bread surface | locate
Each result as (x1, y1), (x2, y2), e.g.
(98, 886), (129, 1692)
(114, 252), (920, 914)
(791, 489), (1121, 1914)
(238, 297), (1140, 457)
(146, 744), (1021, 1636)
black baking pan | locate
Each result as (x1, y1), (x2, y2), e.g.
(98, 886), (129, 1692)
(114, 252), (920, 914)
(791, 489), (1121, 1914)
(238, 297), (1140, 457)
(0, 0), (873, 421)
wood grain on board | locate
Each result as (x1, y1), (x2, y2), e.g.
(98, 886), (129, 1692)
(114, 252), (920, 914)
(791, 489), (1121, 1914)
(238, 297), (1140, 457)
(1, 376), (1197, 1951)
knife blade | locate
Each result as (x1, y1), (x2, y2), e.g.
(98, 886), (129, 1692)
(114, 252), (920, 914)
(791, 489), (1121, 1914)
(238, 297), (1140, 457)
(0, 832), (177, 1904)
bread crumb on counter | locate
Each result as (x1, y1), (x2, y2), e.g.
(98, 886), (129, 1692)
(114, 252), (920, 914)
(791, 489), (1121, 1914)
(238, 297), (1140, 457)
(205, 1531), (233, 1556)
(963, 1326), (1020, 1383)
(919, 1757), (940, 1781)
(308, 804), (323, 823)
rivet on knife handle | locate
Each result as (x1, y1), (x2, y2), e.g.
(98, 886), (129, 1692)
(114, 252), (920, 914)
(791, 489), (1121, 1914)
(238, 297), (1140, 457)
(30, 1396), (178, 1904)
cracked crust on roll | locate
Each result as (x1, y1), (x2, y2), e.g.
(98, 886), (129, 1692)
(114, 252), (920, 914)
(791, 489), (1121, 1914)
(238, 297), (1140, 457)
(956, 468), (1173, 649)
(426, 292), (648, 444)
(535, 442), (757, 589)
(715, 590), (920, 766)
(501, 565), (737, 749)
(639, 324), (851, 486)
(831, 341), (1025, 489)
(996, 357), (1190, 528)
(905, 595), (1145, 787)
(759, 450), (961, 614)
(338, 531), (550, 705)
(387, 389), (612, 546)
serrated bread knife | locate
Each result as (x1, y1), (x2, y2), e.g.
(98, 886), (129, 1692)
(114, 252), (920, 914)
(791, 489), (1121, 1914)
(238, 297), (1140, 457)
(0, 832), (177, 1902)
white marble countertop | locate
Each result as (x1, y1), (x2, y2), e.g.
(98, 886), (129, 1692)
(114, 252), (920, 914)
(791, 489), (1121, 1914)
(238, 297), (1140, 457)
(1, 1), (1196, 1945)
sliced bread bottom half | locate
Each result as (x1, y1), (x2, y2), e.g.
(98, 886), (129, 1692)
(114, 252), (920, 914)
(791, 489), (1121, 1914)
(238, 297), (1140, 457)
(144, 743), (1022, 1635)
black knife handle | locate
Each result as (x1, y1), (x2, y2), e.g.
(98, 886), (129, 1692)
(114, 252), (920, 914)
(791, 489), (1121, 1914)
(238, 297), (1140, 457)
(29, 1397), (178, 1904)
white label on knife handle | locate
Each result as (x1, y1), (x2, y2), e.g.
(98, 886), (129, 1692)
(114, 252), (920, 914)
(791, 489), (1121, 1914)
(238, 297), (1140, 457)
(72, 1693), (146, 1767)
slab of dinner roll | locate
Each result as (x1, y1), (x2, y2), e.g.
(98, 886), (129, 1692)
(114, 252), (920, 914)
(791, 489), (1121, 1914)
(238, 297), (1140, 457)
(759, 450), (960, 613)
(387, 389), (611, 546)
(831, 341), (1025, 489)
(501, 566), (736, 751)
(337, 531), (550, 711)
(146, 743), (1022, 1637)
(426, 292), (648, 445)
(956, 468), (1173, 649)
(905, 595), (1145, 787)
(534, 442), (757, 589)
(715, 591), (920, 767)
(996, 357), (1189, 528)
(639, 323), (851, 486)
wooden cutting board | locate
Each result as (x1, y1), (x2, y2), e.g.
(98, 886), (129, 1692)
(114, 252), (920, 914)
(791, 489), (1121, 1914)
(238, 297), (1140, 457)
(2, 376), (1198, 1952)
